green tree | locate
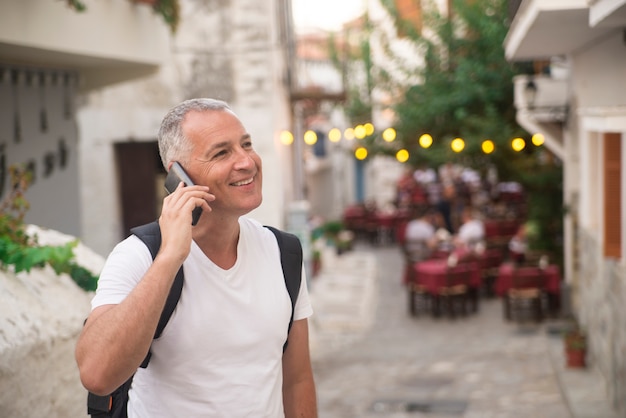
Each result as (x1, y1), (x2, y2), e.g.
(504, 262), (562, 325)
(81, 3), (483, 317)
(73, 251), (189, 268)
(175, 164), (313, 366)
(338, 0), (563, 258)
(376, 0), (528, 175)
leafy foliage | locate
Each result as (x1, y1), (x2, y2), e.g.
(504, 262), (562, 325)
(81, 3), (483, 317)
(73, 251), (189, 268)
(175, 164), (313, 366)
(0, 165), (98, 291)
(64, 0), (180, 33)
(334, 0), (563, 259)
(377, 0), (526, 173)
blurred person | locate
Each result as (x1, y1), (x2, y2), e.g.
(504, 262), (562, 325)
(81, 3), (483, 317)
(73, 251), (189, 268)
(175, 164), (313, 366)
(404, 205), (438, 262)
(454, 207), (485, 252)
(75, 98), (317, 417)
(437, 180), (456, 233)
(401, 205), (438, 285)
(509, 223), (529, 264)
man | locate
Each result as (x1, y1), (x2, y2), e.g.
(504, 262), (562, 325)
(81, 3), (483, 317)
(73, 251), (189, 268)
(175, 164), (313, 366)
(454, 207), (485, 252)
(403, 205), (438, 263)
(75, 98), (317, 417)
(401, 205), (438, 286)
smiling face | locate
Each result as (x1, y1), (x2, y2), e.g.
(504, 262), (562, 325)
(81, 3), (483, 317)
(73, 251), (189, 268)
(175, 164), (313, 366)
(181, 109), (263, 219)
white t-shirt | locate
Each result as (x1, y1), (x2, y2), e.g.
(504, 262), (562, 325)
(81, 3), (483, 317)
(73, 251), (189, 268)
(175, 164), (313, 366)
(91, 217), (313, 418)
(404, 219), (435, 262)
(456, 219), (485, 247)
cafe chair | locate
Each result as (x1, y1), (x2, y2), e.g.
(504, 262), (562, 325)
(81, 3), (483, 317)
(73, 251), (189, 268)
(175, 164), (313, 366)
(407, 270), (431, 317)
(404, 241), (433, 317)
(480, 248), (504, 298)
(433, 266), (468, 319)
(504, 266), (546, 323)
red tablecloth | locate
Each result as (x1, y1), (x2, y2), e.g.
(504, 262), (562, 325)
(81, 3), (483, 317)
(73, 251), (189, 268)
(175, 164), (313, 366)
(414, 259), (481, 294)
(494, 263), (561, 296)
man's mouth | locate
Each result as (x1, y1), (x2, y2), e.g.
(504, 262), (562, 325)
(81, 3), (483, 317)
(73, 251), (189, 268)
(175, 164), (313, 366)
(232, 177), (254, 186)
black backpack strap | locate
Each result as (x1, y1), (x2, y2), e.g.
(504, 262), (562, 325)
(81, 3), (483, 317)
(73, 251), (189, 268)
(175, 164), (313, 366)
(265, 226), (303, 352)
(88, 222), (184, 417)
(130, 221), (185, 368)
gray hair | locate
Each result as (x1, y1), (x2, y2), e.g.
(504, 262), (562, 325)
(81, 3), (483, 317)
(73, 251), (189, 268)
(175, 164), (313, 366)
(158, 98), (232, 168)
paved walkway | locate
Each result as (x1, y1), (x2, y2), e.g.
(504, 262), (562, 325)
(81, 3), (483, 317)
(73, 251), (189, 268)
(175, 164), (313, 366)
(308, 243), (620, 418)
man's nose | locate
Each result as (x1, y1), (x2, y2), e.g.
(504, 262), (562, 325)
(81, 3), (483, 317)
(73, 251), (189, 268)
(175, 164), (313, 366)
(233, 148), (255, 169)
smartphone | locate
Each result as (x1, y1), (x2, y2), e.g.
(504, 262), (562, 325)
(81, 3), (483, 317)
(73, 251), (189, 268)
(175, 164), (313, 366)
(164, 162), (203, 226)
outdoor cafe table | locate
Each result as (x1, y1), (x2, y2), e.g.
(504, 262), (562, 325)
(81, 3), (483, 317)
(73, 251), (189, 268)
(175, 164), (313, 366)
(494, 262), (561, 296)
(414, 258), (481, 298)
(494, 262), (561, 315)
(413, 258), (482, 315)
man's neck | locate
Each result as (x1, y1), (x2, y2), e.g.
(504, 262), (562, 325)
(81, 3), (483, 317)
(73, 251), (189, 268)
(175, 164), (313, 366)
(192, 217), (240, 269)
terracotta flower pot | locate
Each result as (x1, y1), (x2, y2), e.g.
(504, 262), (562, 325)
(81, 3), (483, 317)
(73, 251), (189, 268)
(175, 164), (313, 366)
(565, 348), (586, 368)
(564, 330), (587, 368)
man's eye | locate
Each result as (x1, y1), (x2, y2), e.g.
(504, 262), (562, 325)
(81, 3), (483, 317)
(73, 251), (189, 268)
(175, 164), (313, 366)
(243, 141), (253, 149)
(214, 150), (228, 158)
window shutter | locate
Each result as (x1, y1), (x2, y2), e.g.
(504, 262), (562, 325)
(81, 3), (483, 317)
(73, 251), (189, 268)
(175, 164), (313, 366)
(603, 133), (621, 258)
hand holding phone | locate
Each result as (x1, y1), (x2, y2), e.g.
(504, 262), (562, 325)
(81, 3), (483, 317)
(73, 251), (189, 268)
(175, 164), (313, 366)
(164, 162), (203, 226)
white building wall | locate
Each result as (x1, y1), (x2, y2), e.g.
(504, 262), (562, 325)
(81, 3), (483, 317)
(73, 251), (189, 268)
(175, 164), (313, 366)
(0, 67), (81, 237)
(570, 28), (626, 413)
(79, 0), (291, 256)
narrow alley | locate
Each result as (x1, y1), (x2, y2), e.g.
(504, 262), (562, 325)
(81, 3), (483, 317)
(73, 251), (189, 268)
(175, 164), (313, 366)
(309, 243), (618, 418)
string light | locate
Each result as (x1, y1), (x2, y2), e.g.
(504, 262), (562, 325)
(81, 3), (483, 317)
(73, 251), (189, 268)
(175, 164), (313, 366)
(303, 130), (318, 145)
(382, 128), (396, 142)
(532, 133), (545, 146)
(280, 130), (294, 145)
(511, 137), (526, 152)
(481, 139), (495, 154)
(328, 128), (342, 143)
(451, 137), (465, 153)
(396, 149), (409, 163)
(419, 134), (433, 148)
(355, 147), (368, 160)
(287, 122), (542, 161)
(354, 125), (367, 139)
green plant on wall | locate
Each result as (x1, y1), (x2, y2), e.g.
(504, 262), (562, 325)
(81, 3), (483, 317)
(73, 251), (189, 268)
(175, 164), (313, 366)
(64, 0), (180, 33)
(0, 165), (98, 291)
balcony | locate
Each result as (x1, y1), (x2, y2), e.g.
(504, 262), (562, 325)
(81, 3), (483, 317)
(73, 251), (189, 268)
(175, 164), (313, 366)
(0, 0), (169, 90)
(514, 74), (568, 122)
(505, 0), (614, 61)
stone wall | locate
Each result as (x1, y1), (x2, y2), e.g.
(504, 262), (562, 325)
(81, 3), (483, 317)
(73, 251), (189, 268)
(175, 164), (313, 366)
(578, 230), (626, 415)
(0, 226), (104, 417)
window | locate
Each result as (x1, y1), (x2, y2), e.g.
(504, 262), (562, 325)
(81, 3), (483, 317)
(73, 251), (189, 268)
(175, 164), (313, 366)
(603, 133), (621, 258)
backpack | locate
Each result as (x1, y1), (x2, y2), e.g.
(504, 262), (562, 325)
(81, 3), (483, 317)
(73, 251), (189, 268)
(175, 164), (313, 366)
(87, 221), (303, 418)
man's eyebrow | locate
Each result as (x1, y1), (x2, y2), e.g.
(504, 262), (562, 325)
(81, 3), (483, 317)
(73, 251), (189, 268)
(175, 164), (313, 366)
(205, 134), (252, 154)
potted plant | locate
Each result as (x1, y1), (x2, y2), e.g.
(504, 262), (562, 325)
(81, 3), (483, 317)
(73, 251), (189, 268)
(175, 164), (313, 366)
(563, 326), (587, 368)
(319, 220), (354, 255)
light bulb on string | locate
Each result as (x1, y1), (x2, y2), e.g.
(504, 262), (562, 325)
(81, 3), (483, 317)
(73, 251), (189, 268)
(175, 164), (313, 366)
(328, 128), (342, 143)
(279, 130), (294, 145)
(451, 138), (465, 153)
(303, 130), (318, 145)
(481, 139), (495, 154)
(396, 149), (409, 163)
(419, 134), (433, 148)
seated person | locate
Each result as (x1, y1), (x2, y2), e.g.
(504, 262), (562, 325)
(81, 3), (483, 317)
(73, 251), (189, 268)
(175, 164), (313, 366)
(404, 205), (438, 263)
(454, 207), (485, 252)
(508, 224), (528, 264)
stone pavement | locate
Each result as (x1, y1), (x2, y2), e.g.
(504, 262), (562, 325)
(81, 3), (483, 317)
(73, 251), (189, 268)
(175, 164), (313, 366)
(308, 243), (621, 418)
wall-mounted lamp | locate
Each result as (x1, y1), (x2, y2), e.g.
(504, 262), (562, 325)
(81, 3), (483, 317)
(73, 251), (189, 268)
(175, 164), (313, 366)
(524, 78), (538, 109)
(522, 76), (568, 123)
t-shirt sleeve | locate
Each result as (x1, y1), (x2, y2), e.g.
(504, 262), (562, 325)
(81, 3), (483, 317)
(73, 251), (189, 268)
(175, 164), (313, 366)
(90, 235), (153, 310)
(293, 265), (313, 321)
